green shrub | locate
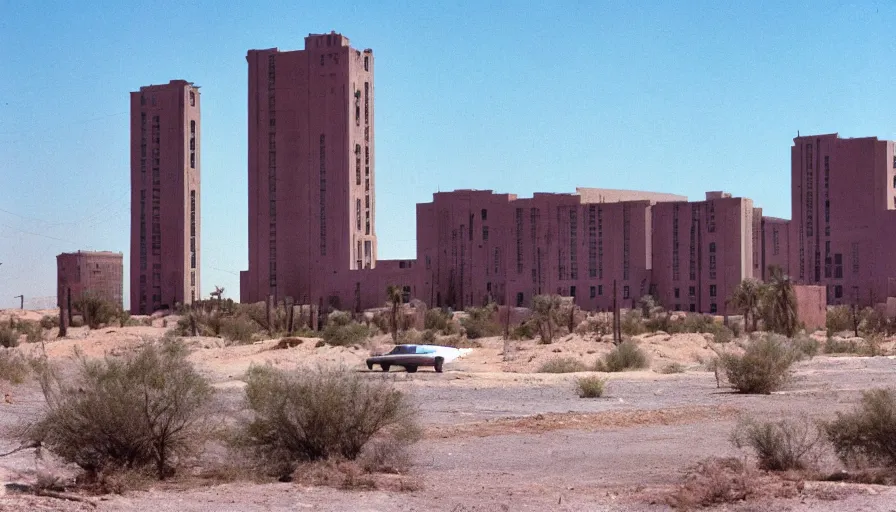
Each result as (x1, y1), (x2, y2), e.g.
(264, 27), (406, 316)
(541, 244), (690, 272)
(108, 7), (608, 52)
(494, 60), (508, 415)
(322, 312), (371, 347)
(704, 323), (734, 344)
(537, 356), (586, 373)
(73, 295), (125, 329)
(460, 305), (500, 339)
(25, 343), (213, 480)
(396, 329), (422, 345)
(239, 365), (417, 479)
(594, 341), (649, 372)
(0, 325), (19, 348)
(576, 376), (606, 398)
(420, 329), (437, 345)
(825, 388), (896, 467)
(15, 320), (43, 344)
(732, 416), (824, 471)
(719, 335), (798, 394)
(0, 349), (29, 383)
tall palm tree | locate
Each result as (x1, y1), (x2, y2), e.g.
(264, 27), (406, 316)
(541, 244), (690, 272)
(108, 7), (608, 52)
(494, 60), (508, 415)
(729, 278), (764, 332)
(762, 265), (798, 337)
(386, 285), (403, 342)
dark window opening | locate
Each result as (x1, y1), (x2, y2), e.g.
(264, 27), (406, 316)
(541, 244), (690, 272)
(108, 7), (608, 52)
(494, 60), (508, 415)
(481, 209), (487, 221)
(674, 287), (680, 298)
(516, 292), (524, 307)
(835, 285), (843, 299)
(710, 303), (717, 314)
(709, 285), (717, 297)
(590, 286), (596, 298)
(482, 226), (489, 241)
(623, 286), (630, 299)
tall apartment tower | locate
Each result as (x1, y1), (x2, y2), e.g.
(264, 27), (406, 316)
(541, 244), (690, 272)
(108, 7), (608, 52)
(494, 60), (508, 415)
(242, 32), (376, 304)
(129, 80), (201, 314)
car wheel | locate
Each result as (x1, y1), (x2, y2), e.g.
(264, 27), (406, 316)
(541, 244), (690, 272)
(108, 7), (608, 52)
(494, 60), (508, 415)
(367, 362), (373, 370)
(434, 357), (444, 373)
(405, 365), (418, 373)
(381, 364), (391, 372)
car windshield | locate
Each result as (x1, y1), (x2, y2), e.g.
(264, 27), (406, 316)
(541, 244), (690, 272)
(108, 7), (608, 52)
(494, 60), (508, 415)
(389, 345), (417, 355)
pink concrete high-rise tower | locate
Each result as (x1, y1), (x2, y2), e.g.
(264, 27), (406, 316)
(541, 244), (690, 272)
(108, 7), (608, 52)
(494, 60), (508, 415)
(241, 32), (376, 304)
(129, 80), (201, 314)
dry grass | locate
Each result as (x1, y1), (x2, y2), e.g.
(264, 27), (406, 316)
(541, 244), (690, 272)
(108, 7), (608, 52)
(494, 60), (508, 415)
(594, 341), (649, 372)
(0, 348), (30, 383)
(537, 356), (586, 373)
(667, 457), (761, 509)
(575, 376), (606, 398)
(732, 416), (825, 471)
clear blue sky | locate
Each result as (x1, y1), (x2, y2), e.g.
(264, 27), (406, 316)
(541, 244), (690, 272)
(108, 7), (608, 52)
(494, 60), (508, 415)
(2, 1), (895, 309)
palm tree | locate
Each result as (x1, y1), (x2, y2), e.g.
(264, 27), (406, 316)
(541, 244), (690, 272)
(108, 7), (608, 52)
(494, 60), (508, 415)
(729, 278), (764, 332)
(386, 285), (403, 342)
(762, 265), (798, 337)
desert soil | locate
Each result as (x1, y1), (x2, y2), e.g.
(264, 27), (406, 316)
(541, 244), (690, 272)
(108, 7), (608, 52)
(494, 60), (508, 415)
(2, 309), (896, 511)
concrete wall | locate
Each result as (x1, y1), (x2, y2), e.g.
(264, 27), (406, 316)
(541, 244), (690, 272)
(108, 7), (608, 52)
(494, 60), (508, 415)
(58, 251), (124, 310)
(130, 79), (200, 314)
(794, 284), (826, 332)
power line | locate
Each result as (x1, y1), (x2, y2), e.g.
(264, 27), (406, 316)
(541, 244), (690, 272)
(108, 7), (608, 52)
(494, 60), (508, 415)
(0, 223), (77, 245)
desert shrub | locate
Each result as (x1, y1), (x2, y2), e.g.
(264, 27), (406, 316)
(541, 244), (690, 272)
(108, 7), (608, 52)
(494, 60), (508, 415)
(644, 313), (671, 333)
(176, 309), (223, 337)
(0, 325), (19, 348)
(667, 457), (758, 508)
(239, 365), (417, 479)
(531, 294), (565, 343)
(25, 342), (213, 480)
(395, 329), (422, 345)
(322, 312), (371, 347)
(666, 313), (717, 334)
(575, 376), (606, 398)
(460, 305), (500, 339)
(826, 305), (853, 335)
(15, 320), (43, 344)
(219, 316), (260, 343)
(823, 336), (861, 354)
(620, 310), (646, 336)
(825, 388), (896, 467)
(576, 315), (611, 336)
(859, 307), (894, 336)
(511, 321), (536, 340)
(704, 322), (734, 344)
(791, 334), (820, 359)
(719, 335), (798, 394)
(594, 341), (649, 372)
(863, 335), (885, 357)
(537, 356), (586, 373)
(424, 308), (457, 335)
(369, 311), (391, 335)
(39, 315), (58, 330)
(0, 349), (29, 383)
(660, 362), (686, 374)
(359, 421), (422, 474)
(420, 329), (437, 345)
(435, 334), (480, 348)
(73, 295), (125, 329)
(732, 416), (824, 471)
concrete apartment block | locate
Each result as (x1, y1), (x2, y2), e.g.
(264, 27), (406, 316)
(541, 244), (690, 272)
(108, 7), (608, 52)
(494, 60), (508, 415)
(57, 251), (123, 310)
(651, 192), (754, 315)
(790, 133), (896, 306)
(129, 79), (201, 314)
(242, 32), (378, 306)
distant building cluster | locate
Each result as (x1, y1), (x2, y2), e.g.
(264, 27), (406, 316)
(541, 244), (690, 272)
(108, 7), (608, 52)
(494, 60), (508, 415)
(54, 32), (896, 316)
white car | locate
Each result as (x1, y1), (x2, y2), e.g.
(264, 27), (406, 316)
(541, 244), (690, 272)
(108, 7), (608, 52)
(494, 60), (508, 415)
(366, 344), (465, 373)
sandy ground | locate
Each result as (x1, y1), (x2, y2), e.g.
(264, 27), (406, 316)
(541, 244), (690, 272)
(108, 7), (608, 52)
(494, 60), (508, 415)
(3, 310), (896, 511)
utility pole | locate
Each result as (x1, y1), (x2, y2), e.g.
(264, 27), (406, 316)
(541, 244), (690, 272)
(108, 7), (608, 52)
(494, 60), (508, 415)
(14, 295), (23, 310)
(612, 280), (621, 345)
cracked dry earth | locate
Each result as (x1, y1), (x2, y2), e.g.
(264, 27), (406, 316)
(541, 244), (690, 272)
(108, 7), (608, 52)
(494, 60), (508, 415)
(3, 321), (896, 511)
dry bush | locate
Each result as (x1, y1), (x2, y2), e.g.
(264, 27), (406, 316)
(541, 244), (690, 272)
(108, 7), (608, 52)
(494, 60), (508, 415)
(73, 295), (127, 329)
(732, 416), (824, 471)
(791, 334), (820, 359)
(220, 315), (261, 343)
(420, 329), (437, 345)
(824, 336), (861, 354)
(0, 348), (30, 383)
(396, 329), (422, 345)
(594, 341), (649, 372)
(576, 315), (611, 336)
(511, 321), (536, 340)
(826, 305), (853, 335)
(359, 421), (422, 474)
(537, 356), (586, 373)
(667, 457), (759, 509)
(660, 362), (686, 374)
(322, 311), (371, 346)
(39, 315), (58, 330)
(424, 309), (457, 335)
(273, 337), (303, 349)
(239, 365), (418, 480)
(825, 388), (896, 468)
(23, 342), (214, 481)
(460, 305), (501, 339)
(719, 334), (798, 394)
(0, 324), (19, 348)
(575, 376), (606, 398)
(620, 310), (646, 336)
